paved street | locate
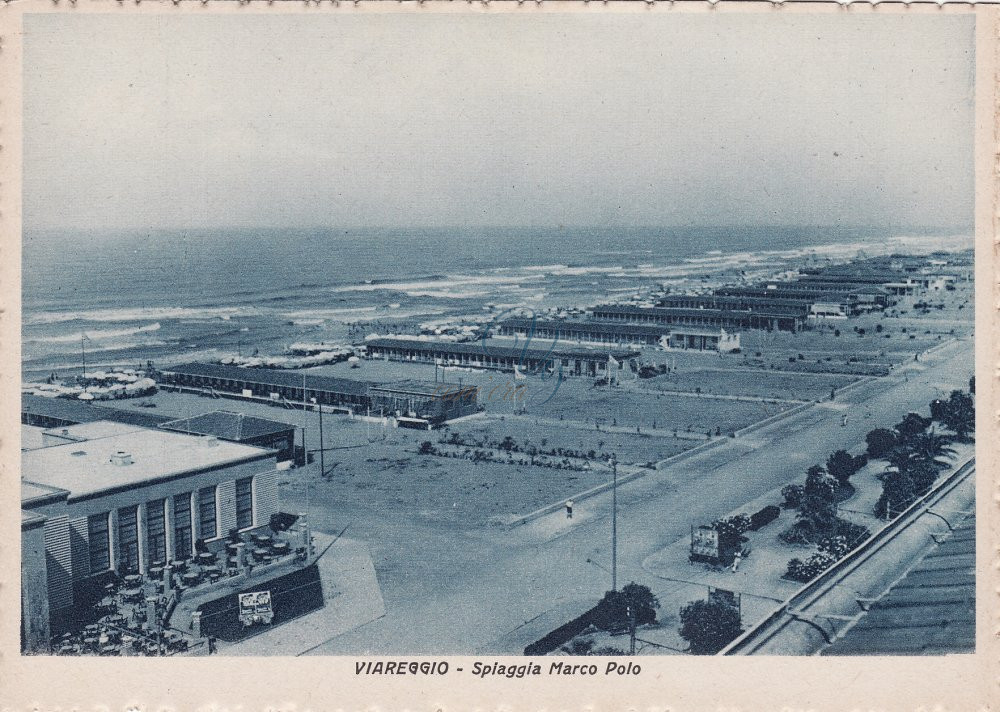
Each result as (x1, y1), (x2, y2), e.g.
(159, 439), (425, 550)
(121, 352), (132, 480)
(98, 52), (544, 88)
(295, 338), (973, 655)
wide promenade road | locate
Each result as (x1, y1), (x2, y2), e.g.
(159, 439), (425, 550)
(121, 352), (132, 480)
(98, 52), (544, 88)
(304, 339), (973, 655)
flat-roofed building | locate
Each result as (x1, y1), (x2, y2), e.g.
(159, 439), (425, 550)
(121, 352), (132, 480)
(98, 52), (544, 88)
(21, 426), (280, 637)
(663, 327), (741, 353)
(495, 317), (672, 346)
(369, 379), (479, 427)
(364, 337), (637, 377)
(589, 304), (804, 332)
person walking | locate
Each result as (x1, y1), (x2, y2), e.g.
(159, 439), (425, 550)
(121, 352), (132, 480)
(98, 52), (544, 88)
(566, 500), (574, 520)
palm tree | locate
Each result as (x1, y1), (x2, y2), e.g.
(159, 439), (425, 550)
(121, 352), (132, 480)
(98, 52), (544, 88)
(907, 431), (956, 470)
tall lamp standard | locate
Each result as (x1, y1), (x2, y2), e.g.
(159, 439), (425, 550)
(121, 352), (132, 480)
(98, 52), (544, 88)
(611, 453), (618, 593)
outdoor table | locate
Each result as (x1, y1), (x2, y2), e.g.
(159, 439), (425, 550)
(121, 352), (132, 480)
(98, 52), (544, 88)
(124, 574), (142, 586)
(149, 565), (164, 579)
(252, 547), (268, 561)
(255, 535), (273, 547)
(197, 552), (215, 564)
(262, 554), (273, 565)
(170, 559), (187, 571)
(122, 587), (143, 602)
(270, 541), (290, 555)
(182, 572), (201, 585)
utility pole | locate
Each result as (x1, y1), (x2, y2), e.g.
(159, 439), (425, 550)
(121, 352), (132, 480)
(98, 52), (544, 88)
(611, 453), (618, 593)
(81, 333), (87, 379)
(317, 396), (325, 479)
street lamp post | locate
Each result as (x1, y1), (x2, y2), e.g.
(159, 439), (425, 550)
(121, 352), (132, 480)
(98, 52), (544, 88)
(611, 453), (618, 593)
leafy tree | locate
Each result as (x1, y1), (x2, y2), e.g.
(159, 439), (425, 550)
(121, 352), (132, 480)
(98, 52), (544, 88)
(865, 428), (898, 459)
(712, 514), (751, 548)
(826, 450), (858, 486)
(678, 598), (742, 655)
(781, 483), (804, 509)
(794, 465), (838, 541)
(894, 412), (931, 443)
(592, 582), (660, 631)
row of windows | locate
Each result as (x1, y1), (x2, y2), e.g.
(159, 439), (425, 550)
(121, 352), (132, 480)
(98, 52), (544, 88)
(85, 478), (255, 575)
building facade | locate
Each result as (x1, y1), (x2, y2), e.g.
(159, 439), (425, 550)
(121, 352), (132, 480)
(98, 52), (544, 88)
(21, 425), (280, 641)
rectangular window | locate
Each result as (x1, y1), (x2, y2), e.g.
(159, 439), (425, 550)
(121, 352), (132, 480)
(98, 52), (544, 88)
(198, 486), (217, 540)
(87, 513), (110, 573)
(173, 493), (192, 560)
(117, 506), (139, 574)
(146, 499), (167, 565)
(236, 477), (254, 531)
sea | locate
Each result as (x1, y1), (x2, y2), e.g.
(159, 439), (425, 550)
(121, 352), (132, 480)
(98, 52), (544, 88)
(21, 225), (972, 378)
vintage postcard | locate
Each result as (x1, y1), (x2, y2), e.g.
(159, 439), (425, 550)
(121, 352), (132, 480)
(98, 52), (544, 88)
(0, 2), (995, 710)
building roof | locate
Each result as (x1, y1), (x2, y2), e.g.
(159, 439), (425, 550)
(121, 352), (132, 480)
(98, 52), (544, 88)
(366, 337), (638, 362)
(590, 304), (803, 320)
(370, 379), (466, 397)
(823, 514), (975, 655)
(499, 318), (673, 337)
(21, 428), (275, 502)
(42, 420), (147, 442)
(21, 479), (71, 507)
(159, 410), (296, 441)
(22, 393), (173, 428)
(160, 362), (370, 396)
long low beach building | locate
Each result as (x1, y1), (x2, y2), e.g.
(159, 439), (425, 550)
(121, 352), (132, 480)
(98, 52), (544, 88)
(589, 304), (804, 332)
(657, 294), (813, 315)
(714, 286), (889, 311)
(495, 318), (739, 353)
(495, 318), (673, 346)
(157, 362), (478, 425)
(364, 337), (638, 377)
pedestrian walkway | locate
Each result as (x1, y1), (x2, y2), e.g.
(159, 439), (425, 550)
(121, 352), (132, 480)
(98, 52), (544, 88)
(221, 536), (386, 656)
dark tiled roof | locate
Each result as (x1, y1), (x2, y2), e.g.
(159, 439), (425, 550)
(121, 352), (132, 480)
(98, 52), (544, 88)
(160, 362), (370, 396)
(365, 337), (638, 361)
(499, 318), (673, 337)
(823, 514), (975, 656)
(590, 304), (803, 319)
(160, 410), (296, 441)
(22, 393), (173, 428)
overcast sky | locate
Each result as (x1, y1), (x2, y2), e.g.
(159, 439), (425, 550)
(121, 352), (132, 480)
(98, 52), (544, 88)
(23, 12), (975, 234)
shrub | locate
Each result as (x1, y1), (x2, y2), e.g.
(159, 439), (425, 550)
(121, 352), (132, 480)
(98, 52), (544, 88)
(418, 441), (435, 455)
(678, 598), (742, 655)
(785, 552), (838, 583)
(748, 505), (781, 531)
